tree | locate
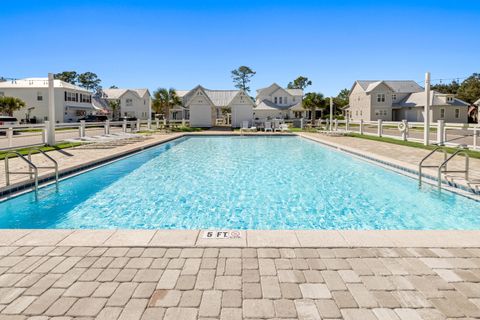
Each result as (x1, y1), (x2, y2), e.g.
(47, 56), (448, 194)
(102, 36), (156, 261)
(333, 88), (350, 108)
(457, 73), (480, 104)
(54, 71), (78, 84)
(77, 72), (102, 92)
(231, 66), (256, 93)
(0, 96), (26, 116)
(302, 92), (326, 121)
(287, 76), (312, 90)
(108, 100), (121, 120)
(431, 80), (460, 95)
(109, 85), (118, 89)
(152, 88), (181, 120)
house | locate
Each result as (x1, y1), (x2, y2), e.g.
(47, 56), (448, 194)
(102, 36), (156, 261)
(0, 77), (94, 123)
(174, 86), (255, 128)
(469, 98), (480, 123)
(100, 88), (151, 120)
(346, 80), (469, 123)
(254, 83), (304, 119)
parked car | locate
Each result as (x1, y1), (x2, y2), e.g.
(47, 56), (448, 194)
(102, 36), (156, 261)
(77, 115), (108, 122)
(0, 116), (19, 136)
(0, 116), (18, 126)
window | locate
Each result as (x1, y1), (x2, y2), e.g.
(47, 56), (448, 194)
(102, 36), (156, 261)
(392, 94), (397, 101)
(279, 97), (283, 104)
(355, 110), (358, 116)
(447, 96), (454, 103)
(80, 94), (91, 103)
(455, 109), (460, 118)
(377, 93), (385, 103)
(126, 99), (133, 106)
(375, 109), (387, 116)
(440, 108), (445, 119)
(360, 110), (363, 116)
(65, 91), (77, 102)
(274, 97), (278, 104)
(0, 91), (4, 96)
(285, 97), (288, 104)
(37, 92), (43, 101)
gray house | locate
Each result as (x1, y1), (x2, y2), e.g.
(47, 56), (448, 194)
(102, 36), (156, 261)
(346, 80), (469, 123)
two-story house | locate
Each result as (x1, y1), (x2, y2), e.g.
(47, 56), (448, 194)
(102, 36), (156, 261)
(101, 88), (151, 120)
(0, 77), (95, 123)
(346, 80), (469, 123)
(254, 83), (304, 119)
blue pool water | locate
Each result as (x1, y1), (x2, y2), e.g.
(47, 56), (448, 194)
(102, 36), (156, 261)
(1, 136), (479, 229)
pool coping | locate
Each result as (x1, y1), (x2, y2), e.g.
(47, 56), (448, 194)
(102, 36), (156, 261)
(1, 229), (480, 248)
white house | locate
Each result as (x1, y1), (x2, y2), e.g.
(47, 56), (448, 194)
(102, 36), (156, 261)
(254, 83), (304, 119)
(0, 77), (95, 123)
(100, 88), (151, 120)
(346, 80), (469, 123)
(174, 86), (255, 128)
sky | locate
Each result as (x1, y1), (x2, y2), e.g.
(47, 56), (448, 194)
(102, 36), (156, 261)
(1, 0), (479, 96)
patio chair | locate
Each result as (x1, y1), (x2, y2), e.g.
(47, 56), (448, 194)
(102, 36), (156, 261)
(264, 121), (273, 132)
(279, 124), (289, 132)
(240, 121), (249, 133)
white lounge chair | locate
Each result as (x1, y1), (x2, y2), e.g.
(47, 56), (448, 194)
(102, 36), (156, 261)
(264, 121), (273, 132)
(240, 121), (249, 133)
(279, 124), (289, 132)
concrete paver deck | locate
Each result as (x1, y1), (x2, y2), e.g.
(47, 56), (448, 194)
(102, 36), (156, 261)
(0, 242), (479, 319)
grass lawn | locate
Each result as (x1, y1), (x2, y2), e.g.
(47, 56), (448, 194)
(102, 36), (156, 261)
(348, 133), (480, 159)
(0, 142), (82, 160)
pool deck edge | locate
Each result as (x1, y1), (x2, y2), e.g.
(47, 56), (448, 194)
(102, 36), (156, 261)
(2, 230), (480, 248)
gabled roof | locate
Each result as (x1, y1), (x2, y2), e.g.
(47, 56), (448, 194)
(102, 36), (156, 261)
(255, 99), (292, 111)
(395, 91), (469, 108)
(256, 83), (303, 98)
(0, 77), (91, 93)
(181, 85), (255, 107)
(102, 88), (150, 100)
(352, 80), (423, 94)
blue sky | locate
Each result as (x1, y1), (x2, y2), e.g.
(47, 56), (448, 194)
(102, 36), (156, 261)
(1, 0), (479, 95)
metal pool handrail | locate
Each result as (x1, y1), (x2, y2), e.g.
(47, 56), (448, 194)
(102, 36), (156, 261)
(27, 147), (59, 189)
(418, 146), (448, 187)
(4, 151), (39, 199)
(437, 148), (470, 190)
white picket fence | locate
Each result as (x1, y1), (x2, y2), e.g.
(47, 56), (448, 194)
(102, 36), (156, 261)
(0, 119), (189, 150)
(314, 118), (480, 150)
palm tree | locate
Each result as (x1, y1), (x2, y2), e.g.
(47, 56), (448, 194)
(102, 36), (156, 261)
(108, 100), (120, 120)
(302, 92), (326, 121)
(0, 96), (26, 116)
(152, 88), (181, 121)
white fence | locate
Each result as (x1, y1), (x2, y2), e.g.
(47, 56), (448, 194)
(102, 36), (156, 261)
(0, 119), (190, 150)
(315, 118), (480, 150)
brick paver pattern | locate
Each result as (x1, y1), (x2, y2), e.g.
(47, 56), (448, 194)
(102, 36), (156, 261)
(0, 246), (479, 319)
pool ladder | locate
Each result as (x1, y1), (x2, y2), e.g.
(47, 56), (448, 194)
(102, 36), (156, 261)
(419, 146), (470, 190)
(4, 148), (58, 199)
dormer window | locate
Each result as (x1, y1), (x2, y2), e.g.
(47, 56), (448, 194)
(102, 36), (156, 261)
(446, 96), (454, 103)
(392, 94), (397, 101)
(274, 97), (278, 104)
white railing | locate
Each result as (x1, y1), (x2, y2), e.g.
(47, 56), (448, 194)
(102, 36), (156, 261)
(315, 118), (480, 150)
(0, 119), (191, 150)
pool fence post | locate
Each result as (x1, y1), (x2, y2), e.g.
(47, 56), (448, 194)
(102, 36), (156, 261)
(46, 73), (56, 146)
(122, 119), (127, 133)
(473, 126), (478, 150)
(346, 117), (350, 131)
(7, 127), (13, 148)
(329, 97), (333, 132)
(147, 119), (152, 130)
(359, 119), (364, 135)
(136, 119), (141, 132)
(377, 119), (383, 137)
(182, 118), (186, 126)
(300, 118), (304, 129)
(437, 120), (445, 145)
(79, 120), (85, 138)
(156, 118), (159, 129)
(104, 120), (110, 135)
(402, 120), (408, 141)
(42, 123), (47, 144)
(424, 72), (431, 146)
(334, 119), (338, 131)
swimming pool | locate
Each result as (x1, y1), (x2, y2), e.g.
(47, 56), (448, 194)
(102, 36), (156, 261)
(1, 136), (479, 229)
